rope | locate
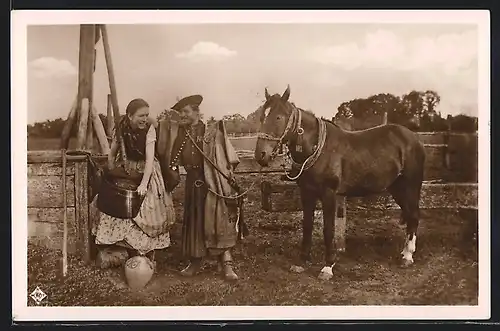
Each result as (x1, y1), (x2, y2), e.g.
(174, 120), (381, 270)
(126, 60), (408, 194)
(285, 117), (328, 180)
(256, 103), (328, 181)
(256, 107), (298, 158)
(185, 130), (256, 200)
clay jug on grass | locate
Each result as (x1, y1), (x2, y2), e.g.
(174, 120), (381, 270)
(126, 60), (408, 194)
(124, 255), (155, 290)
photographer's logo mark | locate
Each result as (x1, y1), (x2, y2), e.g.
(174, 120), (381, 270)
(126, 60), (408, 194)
(29, 287), (47, 305)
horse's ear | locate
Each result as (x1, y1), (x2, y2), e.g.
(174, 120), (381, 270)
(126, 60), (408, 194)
(264, 87), (271, 101)
(281, 85), (290, 102)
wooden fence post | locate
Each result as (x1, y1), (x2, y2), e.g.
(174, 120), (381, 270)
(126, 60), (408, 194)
(76, 24), (96, 151)
(91, 106), (111, 154)
(106, 93), (114, 142)
(75, 159), (91, 264)
(100, 25), (121, 129)
(60, 97), (78, 150)
(85, 113), (94, 151)
(335, 196), (347, 253)
(444, 115), (452, 169)
(76, 98), (90, 150)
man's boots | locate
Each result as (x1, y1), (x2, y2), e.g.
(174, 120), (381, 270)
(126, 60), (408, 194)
(219, 249), (238, 281)
(180, 257), (202, 277)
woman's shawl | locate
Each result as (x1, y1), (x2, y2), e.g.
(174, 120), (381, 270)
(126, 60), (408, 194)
(155, 118), (181, 193)
(202, 120), (242, 248)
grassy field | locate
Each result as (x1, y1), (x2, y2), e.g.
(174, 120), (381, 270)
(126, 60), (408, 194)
(27, 172), (478, 306)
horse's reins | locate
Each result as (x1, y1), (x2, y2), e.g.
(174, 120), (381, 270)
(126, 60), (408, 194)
(257, 105), (328, 180)
(185, 131), (254, 200)
(256, 105), (298, 159)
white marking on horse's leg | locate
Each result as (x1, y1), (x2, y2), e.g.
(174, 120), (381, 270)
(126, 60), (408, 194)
(318, 263), (335, 280)
(290, 265), (305, 273)
(401, 234), (417, 263)
(401, 237), (407, 255)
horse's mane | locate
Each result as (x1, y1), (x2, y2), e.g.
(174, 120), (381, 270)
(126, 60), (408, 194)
(321, 117), (340, 128)
(259, 98), (341, 129)
(295, 105), (340, 128)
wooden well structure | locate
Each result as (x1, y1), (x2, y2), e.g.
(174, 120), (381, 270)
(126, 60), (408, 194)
(28, 25), (121, 273)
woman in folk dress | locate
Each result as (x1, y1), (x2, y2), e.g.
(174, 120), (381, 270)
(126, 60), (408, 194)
(90, 98), (175, 260)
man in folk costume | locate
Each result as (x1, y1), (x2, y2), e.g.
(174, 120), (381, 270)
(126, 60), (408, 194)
(156, 95), (246, 281)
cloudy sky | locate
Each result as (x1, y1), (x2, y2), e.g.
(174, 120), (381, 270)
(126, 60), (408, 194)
(27, 23), (478, 124)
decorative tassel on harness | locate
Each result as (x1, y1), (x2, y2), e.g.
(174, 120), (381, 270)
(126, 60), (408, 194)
(295, 109), (304, 153)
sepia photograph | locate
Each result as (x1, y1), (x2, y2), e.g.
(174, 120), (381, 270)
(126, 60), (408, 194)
(12, 10), (490, 321)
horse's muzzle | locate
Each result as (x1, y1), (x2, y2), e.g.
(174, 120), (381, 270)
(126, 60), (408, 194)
(255, 151), (271, 167)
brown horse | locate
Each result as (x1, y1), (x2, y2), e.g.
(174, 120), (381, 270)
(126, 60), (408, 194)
(254, 86), (426, 280)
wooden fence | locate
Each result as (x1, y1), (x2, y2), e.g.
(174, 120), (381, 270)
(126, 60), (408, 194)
(27, 131), (478, 263)
(28, 152), (92, 262)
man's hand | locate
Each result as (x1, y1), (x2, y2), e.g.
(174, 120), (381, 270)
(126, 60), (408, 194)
(227, 173), (239, 190)
(137, 182), (148, 196)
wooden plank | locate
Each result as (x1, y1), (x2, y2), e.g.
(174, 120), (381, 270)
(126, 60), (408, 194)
(423, 144), (449, 180)
(28, 207), (76, 223)
(76, 98), (90, 149)
(60, 97), (78, 150)
(236, 156), (286, 174)
(77, 25), (96, 102)
(100, 24), (121, 130)
(28, 151), (88, 163)
(448, 134), (478, 183)
(86, 111), (94, 151)
(27, 175), (75, 208)
(62, 149), (69, 277)
(75, 161), (91, 264)
(28, 207), (78, 254)
(27, 151), (108, 163)
(91, 106), (110, 154)
(261, 181), (478, 212)
(106, 93), (114, 139)
(28, 162), (75, 176)
(260, 180), (320, 212)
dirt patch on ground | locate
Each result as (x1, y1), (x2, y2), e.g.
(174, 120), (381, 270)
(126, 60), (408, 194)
(27, 175), (478, 306)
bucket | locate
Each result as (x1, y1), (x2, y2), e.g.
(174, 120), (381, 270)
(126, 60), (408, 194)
(97, 172), (146, 219)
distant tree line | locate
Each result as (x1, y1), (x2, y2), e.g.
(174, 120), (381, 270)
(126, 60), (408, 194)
(27, 89), (478, 138)
(27, 114), (111, 139)
(334, 90), (478, 132)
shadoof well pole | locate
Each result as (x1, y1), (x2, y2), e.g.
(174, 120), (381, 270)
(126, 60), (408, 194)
(59, 24), (121, 276)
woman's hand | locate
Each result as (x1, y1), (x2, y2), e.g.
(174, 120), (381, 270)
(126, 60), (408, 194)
(137, 182), (148, 196)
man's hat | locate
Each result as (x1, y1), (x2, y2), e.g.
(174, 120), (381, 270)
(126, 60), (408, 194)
(171, 95), (203, 111)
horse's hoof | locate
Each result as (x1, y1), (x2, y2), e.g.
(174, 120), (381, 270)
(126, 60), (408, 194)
(400, 258), (414, 268)
(290, 265), (306, 273)
(317, 266), (334, 280)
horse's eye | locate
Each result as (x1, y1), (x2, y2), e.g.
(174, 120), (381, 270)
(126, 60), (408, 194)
(276, 116), (281, 120)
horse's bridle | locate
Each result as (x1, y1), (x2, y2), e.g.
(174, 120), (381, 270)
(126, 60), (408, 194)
(257, 105), (303, 159)
(257, 104), (328, 180)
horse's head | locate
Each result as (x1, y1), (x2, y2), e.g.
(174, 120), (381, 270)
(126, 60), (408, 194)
(254, 85), (295, 166)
